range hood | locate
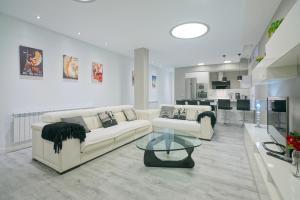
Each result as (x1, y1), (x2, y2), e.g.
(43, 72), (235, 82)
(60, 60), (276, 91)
(212, 72), (230, 89)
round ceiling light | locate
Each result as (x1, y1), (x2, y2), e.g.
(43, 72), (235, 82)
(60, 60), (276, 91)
(72, 0), (96, 3)
(170, 22), (208, 39)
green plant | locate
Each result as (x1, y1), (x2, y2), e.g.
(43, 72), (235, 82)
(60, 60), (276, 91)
(256, 55), (264, 63)
(268, 18), (284, 38)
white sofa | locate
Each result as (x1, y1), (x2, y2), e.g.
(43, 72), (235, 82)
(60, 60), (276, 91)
(32, 104), (214, 173)
(151, 105), (214, 140)
(32, 105), (152, 173)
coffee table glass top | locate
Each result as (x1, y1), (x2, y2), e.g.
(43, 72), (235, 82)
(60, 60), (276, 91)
(136, 128), (201, 151)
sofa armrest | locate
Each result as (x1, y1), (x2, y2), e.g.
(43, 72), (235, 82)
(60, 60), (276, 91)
(32, 122), (50, 132)
(135, 109), (160, 121)
(31, 122), (81, 173)
(199, 116), (214, 139)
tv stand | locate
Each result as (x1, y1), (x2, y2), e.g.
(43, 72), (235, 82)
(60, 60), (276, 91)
(244, 124), (300, 200)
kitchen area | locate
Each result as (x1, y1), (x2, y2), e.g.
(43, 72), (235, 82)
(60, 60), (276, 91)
(174, 62), (255, 125)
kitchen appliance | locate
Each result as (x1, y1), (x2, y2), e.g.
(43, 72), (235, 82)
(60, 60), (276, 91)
(212, 81), (230, 89)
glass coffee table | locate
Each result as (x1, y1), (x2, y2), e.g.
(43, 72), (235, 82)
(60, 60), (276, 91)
(136, 128), (201, 168)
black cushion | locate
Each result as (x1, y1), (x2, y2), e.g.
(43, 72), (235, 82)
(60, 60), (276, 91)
(173, 108), (186, 120)
(98, 111), (118, 128)
(61, 116), (90, 133)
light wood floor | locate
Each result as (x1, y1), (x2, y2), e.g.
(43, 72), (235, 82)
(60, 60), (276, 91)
(0, 125), (270, 200)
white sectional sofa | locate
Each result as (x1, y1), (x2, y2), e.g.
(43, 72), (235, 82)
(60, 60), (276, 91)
(32, 105), (152, 173)
(151, 105), (214, 140)
(32, 104), (214, 173)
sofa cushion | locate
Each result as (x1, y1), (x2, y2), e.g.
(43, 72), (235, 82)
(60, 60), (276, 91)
(81, 120), (151, 152)
(123, 109), (137, 121)
(153, 118), (201, 133)
(61, 116), (90, 133)
(82, 115), (102, 130)
(114, 111), (127, 123)
(98, 111), (118, 128)
(173, 108), (186, 120)
(186, 108), (199, 121)
(159, 106), (174, 118)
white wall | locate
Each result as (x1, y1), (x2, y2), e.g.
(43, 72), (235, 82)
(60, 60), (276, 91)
(185, 72), (210, 83)
(0, 14), (133, 151)
(148, 65), (174, 108)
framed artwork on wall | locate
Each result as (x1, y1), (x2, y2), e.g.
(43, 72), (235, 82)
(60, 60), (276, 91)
(92, 62), (103, 83)
(19, 45), (43, 77)
(152, 75), (157, 88)
(63, 55), (78, 80)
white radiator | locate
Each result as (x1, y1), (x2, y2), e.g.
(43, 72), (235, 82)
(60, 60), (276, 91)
(12, 107), (94, 145)
(12, 111), (44, 144)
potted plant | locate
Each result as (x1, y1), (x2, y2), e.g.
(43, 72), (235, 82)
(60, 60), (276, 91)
(256, 55), (264, 63)
(268, 18), (284, 38)
(287, 131), (300, 177)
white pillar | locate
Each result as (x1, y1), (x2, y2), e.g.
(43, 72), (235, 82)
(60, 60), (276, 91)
(134, 48), (149, 109)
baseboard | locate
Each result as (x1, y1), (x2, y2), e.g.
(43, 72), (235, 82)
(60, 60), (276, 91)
(5, 142), (32, 153)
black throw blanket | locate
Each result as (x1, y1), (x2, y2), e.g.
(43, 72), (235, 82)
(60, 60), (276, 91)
(197, 111), (216, 128)
(42, 122), (86, 153)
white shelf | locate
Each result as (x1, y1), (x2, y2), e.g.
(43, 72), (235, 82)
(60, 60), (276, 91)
(244, 124), (300, 200)
(252, 0), (300, 85)
(266, 1), (300, 61)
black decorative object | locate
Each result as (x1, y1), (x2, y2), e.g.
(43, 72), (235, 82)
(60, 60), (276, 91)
(143, 134), (195, 168)
(136, 130), (201, 168)
(42, 122), (86, 153)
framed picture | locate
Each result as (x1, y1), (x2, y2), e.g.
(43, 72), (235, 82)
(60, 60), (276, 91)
(63, 55), (78, 80)
(19, 46), (43, 77)
(152, 75), (157, 88)
(92, 62), (103, 82)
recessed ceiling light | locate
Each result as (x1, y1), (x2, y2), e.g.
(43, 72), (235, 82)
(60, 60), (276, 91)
(170, 22), (208, 39)
(224, 60), (232, 64)
(197, 63), (205, 66)
(36, 15), (41, 19)
(72, 0), (96, 3)
(77, 32), (81, 35)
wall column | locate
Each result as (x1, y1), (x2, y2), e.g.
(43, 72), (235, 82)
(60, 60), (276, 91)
(134, 48), (149, 109)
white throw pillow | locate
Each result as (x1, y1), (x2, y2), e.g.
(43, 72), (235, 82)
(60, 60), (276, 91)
(82, 115), (102, 130)
(186, 108), (199, 121)
(123, 109), (137, 121)
(114, 111), (127, 122)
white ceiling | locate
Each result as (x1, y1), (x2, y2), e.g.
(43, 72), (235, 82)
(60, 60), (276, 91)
(0, 0), (281, 67)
